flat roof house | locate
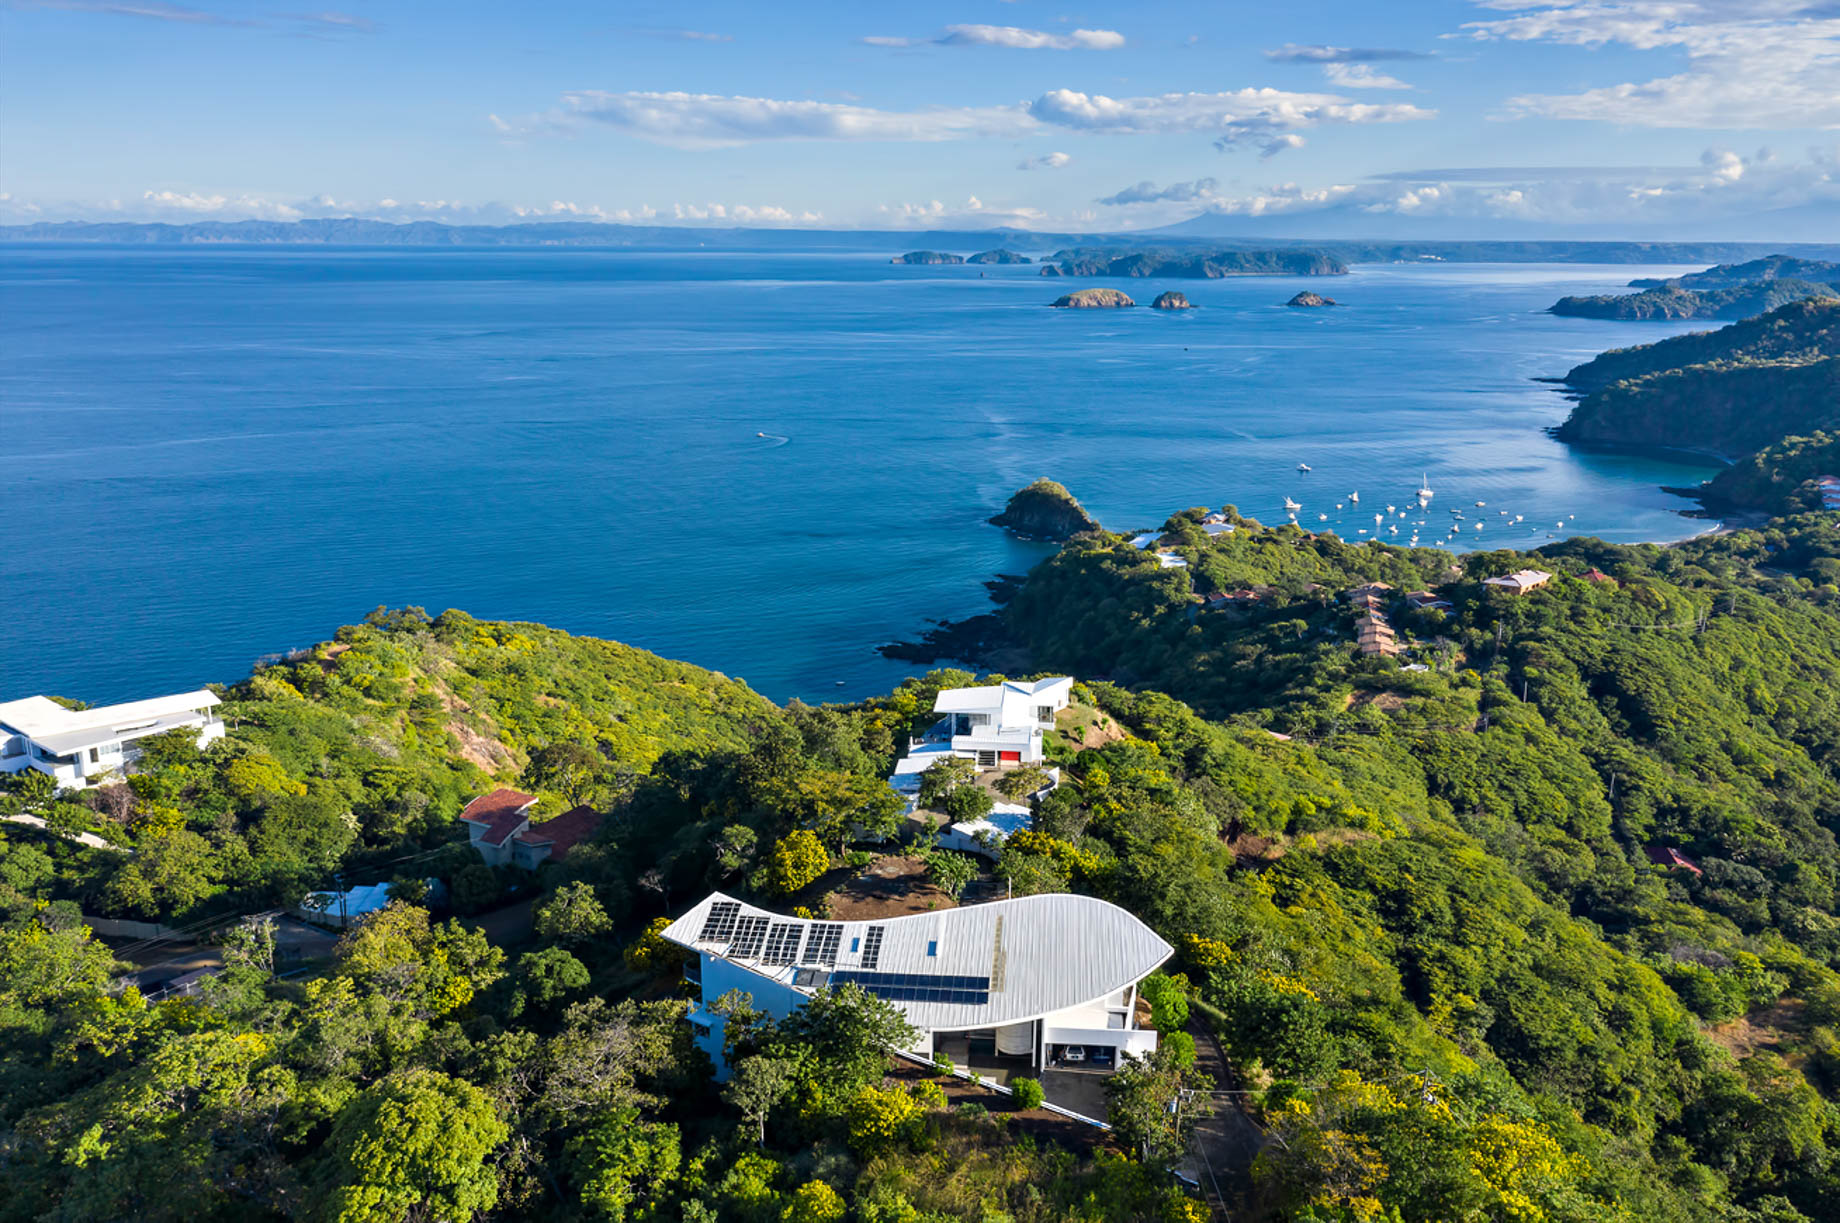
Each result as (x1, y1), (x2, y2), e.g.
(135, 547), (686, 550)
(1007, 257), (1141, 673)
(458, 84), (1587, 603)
(930, 677), (1072, 769)
(661, 890), (1173, 1093)
(0, 690), (224, 788)
(1483, 569), (1553, 595)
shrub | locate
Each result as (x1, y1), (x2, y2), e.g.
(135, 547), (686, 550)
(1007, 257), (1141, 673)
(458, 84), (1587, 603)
(768, 830), (830, 895)
(1011, 1077), (1045, 1110)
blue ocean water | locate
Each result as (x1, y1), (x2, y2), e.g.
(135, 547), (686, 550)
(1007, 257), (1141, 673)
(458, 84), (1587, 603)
(2, 246), (1722, 705)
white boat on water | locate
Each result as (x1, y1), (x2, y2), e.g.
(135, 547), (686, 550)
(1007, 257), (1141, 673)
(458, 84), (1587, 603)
(1284, 497), (1302, 512)
(1318, 512), (1329, 521)
(1297, 463), (1312, 473)
(1416, 473), (1434, 502)
(1348, 491), (1360, 503)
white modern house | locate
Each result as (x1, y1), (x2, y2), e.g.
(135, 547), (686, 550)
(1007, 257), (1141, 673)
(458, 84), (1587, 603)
(885, 678), (1071, 856)
(929, 676), (1072, 769)
(0, 690), (225, 788)
(661, 890), (1173, 1083)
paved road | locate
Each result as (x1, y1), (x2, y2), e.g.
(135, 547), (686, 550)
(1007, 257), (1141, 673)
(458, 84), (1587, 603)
(1183, 1019), (1266, 1221)
(4, 812), (118, 850)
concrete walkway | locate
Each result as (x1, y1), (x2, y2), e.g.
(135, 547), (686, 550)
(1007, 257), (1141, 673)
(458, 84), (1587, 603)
(3, 812), (119, 850)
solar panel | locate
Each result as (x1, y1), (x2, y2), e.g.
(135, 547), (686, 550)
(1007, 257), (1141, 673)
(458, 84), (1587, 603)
(729, 915), (770, 959)
(698, 901), (741, 943)
(829, 969), (992, 1007)
(861, 925), (885, 969)
(762, 922), (805, 965)
(802, 923), (843, 965)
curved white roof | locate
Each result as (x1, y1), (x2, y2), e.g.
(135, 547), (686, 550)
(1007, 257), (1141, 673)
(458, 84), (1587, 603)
(662, 890), (1172, 1031)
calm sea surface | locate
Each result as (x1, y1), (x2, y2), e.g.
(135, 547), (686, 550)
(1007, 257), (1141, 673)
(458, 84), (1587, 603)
(3, 246), (1723, 705)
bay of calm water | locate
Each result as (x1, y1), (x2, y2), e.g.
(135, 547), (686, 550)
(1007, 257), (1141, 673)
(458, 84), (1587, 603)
(3, 245), (1723, 705)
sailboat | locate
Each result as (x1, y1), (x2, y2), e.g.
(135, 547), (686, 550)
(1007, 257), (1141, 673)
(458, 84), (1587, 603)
(1284, 497), (1302, 512)
(1416, 472), (1434, 502)
(1348, 491), (1360, 504)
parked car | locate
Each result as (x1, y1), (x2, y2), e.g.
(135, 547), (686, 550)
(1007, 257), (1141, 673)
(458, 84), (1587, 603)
(1061, 1045), (1086, 1063)
(1088, 1047), (1115, 1068)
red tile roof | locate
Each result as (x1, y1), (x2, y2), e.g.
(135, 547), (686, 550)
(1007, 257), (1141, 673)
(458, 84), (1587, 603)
(459, 788), (537, 846)
(1644, 845), (1702, 875)
(514, 804), (604, 862)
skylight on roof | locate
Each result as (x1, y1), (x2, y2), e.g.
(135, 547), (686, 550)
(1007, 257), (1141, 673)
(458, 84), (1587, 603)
(861, 925), (885, 970)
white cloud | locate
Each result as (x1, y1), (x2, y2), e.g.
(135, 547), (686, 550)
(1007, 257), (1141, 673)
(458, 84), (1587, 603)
(559, 90), (1032, 148)
(530, 85), (1432, 151)
(940, 24), (1124, 50)
(863, 24), (1125, 50)
(678, 30), (732, 42)
(17, 2), (372, 31)
(1263, 43), (1434, 63)
(1459, 0), (1840, 129)
(1024, 88), (1433, 152)
(1017, 151), (1073, 170)
(875, 195), (1050, 228)
(12, 0), (238, 23)
(1096, 178), (1221, 205)
(1323, 63), (1413, 90)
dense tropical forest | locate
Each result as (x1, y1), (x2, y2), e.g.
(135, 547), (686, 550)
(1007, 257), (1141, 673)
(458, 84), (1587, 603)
(1548, 297), (1840, 516)
(4, 486), (1840, 1219)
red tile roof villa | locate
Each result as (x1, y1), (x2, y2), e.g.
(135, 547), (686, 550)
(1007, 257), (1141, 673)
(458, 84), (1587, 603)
(459, 788), (538, 847)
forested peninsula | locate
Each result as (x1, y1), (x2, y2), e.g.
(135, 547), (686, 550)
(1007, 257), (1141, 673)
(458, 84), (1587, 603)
(1039, 248), (1345, 279)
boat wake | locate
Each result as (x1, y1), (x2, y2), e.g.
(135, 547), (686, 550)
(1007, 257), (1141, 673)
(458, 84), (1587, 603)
(755, 432), (790, 448)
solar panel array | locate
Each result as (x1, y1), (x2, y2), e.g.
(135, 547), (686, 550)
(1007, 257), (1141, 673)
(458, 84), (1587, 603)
(861, 925), (885, 969)
(762, 922), (805, 965)
(830, 970), (991, 1006)
(698, 901), (741, 944)
(730, 915), (771, 959)
(802, 923), (843, 965)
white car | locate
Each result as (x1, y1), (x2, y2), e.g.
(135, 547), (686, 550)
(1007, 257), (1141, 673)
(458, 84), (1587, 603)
(1062, 1046), (1087, 1063)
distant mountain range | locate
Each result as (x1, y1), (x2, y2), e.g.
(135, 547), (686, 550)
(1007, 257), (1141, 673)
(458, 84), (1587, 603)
(5, 218), (1840, 266)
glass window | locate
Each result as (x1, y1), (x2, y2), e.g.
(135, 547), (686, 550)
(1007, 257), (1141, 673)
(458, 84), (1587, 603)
(927, 941), (938, 957)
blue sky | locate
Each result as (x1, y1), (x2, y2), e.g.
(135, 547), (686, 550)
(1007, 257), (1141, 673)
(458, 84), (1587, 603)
(3, 0), (1837, 235)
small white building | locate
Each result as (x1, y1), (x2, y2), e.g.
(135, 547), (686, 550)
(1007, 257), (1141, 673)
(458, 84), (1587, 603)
(662, 890), (1173, 1084)
(0, 690), (225, 788)
(1483, 569), (1553, 595)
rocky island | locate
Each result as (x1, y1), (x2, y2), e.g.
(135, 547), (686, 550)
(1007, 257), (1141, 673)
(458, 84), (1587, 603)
(890, 250), (964, 265)
(1287, 291), (1338, 308)
(966, 249), (1031, 265)
(1151, 291), (1194, 310)
(987, 478), (1100, 540)
(1051, 288), (1135, 309)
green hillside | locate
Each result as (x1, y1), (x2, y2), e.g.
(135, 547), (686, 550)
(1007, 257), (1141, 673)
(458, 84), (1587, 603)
(1701, 433), (1840, 514)
(5, 514), (1840, 1220)
(1555, 357), (1840, 457)
(1549, 279), (1836, 321)
(1562, 297), (1840, 392)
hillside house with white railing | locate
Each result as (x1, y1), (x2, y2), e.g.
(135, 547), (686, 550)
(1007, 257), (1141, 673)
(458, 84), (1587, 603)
(926, 677), (1071, 769)
(662, 891), (1172, 1086)
(0, 691), (224, 788)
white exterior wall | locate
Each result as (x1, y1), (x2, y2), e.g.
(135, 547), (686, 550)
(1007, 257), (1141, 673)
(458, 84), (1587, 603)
(693, 951), (809, 1080)
(0, 714), (226, 789)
